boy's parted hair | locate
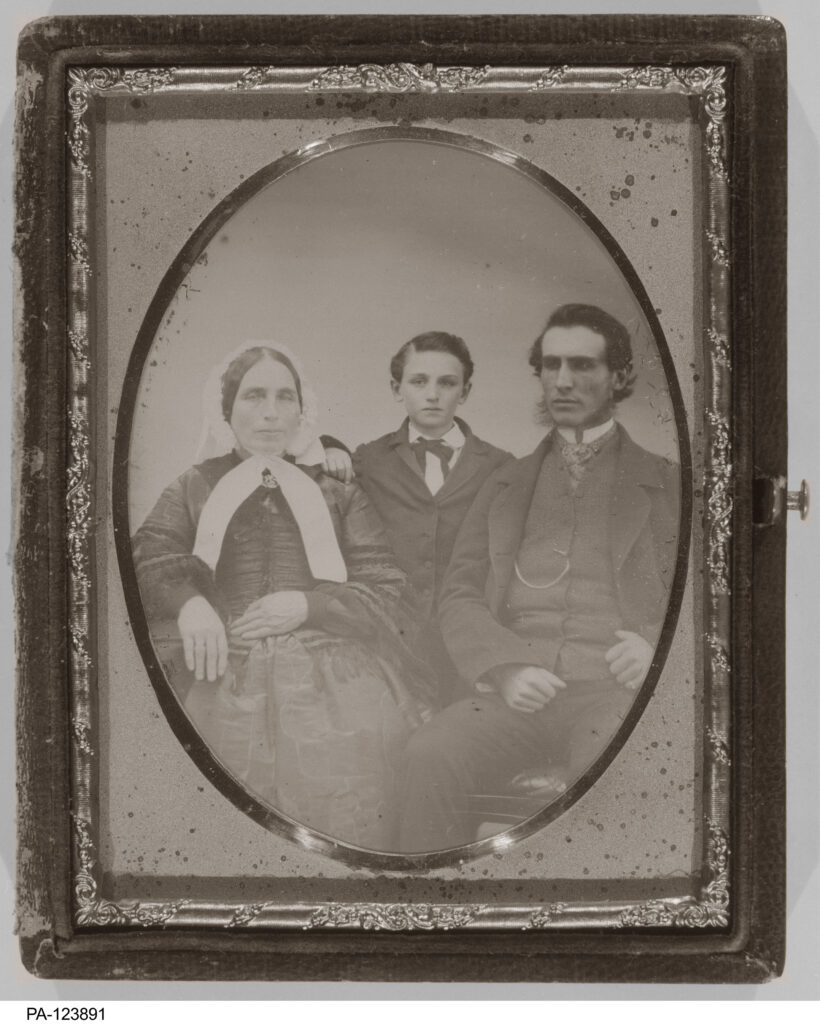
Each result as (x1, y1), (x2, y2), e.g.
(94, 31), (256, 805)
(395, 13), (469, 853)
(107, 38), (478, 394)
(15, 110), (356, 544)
(390, 332), (475, 385)
(527, 303), (636, 403)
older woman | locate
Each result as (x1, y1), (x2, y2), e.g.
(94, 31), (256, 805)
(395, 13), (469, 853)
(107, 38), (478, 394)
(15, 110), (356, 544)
(132, 343), (434, 851)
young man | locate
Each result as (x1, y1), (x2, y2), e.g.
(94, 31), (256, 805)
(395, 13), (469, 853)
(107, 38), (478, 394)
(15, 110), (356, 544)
(353, 332), (510, 701)
(398, 304), (681, 852)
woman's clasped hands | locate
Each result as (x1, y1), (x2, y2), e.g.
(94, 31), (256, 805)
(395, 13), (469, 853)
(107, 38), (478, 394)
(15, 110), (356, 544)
(178, 591), (309, 681)
(230, 591), (309, 641)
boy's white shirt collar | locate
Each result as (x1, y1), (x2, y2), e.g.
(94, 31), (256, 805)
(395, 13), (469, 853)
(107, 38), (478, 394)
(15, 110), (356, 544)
(408, 420), (466, 450)
(407, 421), (465, 495)
(556, 418), (615, 445)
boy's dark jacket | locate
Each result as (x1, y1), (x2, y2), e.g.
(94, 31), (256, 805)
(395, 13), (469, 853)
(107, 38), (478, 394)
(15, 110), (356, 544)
(353, 418), (511, 618)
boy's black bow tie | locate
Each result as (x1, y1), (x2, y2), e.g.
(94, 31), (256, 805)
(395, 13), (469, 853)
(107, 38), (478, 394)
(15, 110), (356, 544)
(412, 437), (454, 477)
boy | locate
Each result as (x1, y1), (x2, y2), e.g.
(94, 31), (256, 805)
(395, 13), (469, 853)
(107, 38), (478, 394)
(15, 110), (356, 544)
(353, 332), (511, 702)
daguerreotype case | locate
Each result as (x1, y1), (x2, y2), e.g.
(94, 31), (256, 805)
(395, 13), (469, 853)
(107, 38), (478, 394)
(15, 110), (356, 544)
(15, 15), (788, 981)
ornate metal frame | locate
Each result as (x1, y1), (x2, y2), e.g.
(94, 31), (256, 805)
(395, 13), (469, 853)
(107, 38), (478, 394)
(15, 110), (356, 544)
(65, 61), (730, 933)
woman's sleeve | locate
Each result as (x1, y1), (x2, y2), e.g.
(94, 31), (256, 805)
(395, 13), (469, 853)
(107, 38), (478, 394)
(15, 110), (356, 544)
(303, 482), (410, 641)
(132, 470), (219, 622)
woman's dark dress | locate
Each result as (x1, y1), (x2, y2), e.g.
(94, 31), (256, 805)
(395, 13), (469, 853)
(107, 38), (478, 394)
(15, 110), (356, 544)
(133, 452), (433, 851)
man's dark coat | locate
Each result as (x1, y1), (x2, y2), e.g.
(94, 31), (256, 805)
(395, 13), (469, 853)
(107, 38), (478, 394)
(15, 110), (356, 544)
(438, 425), (681, 685)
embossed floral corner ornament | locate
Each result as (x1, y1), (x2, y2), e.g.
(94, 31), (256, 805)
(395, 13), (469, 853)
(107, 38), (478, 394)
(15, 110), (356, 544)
(67, 67), (177, 177)
(618, 822), (730, 928)
(73, 815), (189, 928)
(616, 65), (728, 181)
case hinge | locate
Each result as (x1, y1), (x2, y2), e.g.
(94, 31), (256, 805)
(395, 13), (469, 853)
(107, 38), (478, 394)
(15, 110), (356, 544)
(753, 476), (810, 525)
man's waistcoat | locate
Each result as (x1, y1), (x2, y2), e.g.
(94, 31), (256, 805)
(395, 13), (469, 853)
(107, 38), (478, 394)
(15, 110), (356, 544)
(505, 438), (622, 681)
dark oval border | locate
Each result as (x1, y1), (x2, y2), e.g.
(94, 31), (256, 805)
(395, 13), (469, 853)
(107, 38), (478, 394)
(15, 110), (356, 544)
(113, 125), (693, 873)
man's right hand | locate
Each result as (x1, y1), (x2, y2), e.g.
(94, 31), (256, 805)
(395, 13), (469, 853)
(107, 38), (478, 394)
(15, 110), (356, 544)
(177, 595), (228, 682)
(493, 664), (567, 713)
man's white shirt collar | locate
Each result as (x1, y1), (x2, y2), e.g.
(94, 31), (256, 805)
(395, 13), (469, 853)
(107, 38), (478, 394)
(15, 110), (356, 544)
(556, 419), (615, 445)
(408, 421), (466, 450)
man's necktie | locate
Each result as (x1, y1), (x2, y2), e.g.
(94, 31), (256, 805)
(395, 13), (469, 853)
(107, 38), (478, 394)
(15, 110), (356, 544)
(558, 425), (616, 486)
(560, 442), (597, 484)
(412, 438), (454, 478)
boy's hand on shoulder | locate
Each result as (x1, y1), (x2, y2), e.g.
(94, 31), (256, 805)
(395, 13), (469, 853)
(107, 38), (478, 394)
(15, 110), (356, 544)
(323, 446), (354, 484)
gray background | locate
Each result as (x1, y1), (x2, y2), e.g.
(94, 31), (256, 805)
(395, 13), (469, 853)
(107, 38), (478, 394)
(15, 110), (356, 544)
(3, 0), (818, 1002)
(129, 135), (681, 524)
